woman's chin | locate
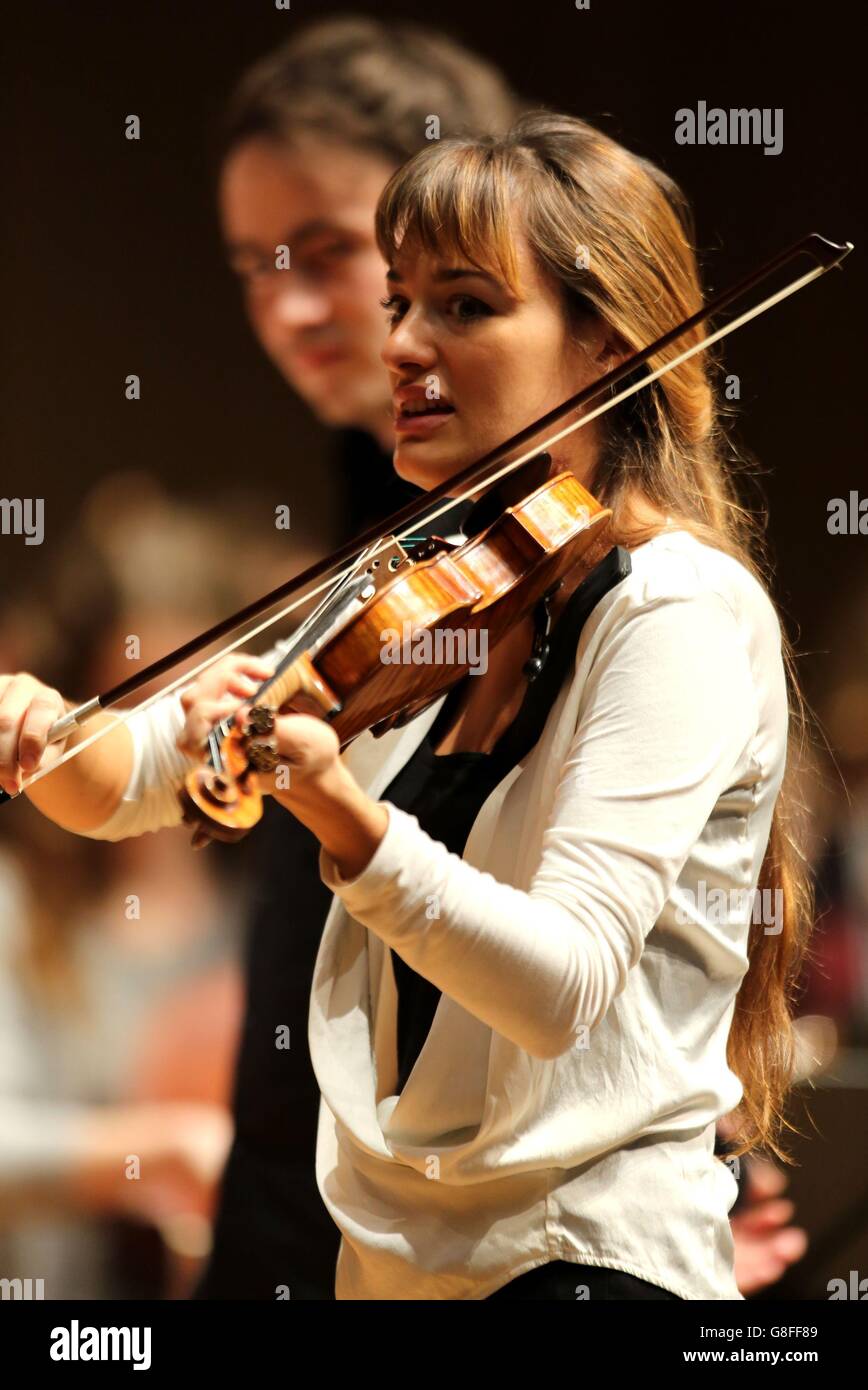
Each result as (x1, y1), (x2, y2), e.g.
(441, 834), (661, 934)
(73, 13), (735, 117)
(393, 442), (472, 494)
(393, 450), (443, 491)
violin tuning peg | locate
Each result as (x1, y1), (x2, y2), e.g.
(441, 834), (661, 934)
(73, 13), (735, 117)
(246, 705), (276, 735)
(246, 736), (280, 773)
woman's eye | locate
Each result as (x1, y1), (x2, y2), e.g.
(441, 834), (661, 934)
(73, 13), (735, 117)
(380, 295), (407, 326)
(378, 292), (492, 327)
(449, 295), (492, 323)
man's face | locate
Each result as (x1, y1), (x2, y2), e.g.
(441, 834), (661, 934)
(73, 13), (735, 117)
(219, 136), (396, 444)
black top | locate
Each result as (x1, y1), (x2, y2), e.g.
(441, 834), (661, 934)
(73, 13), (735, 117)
(381, 545), (633, 1094)
(381, 741), (489, 1094)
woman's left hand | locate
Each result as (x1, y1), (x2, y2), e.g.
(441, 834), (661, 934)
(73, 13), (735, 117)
(175, 657), (341, 793)
(177, 680), (387, 876)
(246, 708), (342, 794)
(258, 708), (386, 876)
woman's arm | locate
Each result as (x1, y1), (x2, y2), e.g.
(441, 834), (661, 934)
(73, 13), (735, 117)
(85, 652), (281, 841)
(0, 654), (279, 841)
(0, 673), (134, 832)
(263, 584), (767, 1059)
(27, 711), (135, 835)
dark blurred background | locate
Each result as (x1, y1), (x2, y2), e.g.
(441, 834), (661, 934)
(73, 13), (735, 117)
(0, 0), (865, 1302)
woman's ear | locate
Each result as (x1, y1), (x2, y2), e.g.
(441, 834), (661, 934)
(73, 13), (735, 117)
(569, 312), (630, 377)
(594, 331), (632, 374)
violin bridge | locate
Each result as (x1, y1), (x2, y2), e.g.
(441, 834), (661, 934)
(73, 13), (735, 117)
(359, 535), (412, 593)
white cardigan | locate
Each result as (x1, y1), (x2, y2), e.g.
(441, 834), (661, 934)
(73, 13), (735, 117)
(88, 528), (788, 1300)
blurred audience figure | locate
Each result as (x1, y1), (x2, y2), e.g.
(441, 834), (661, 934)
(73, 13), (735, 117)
(800, 632), (868, 1046)
(0, 472), (303, 1298)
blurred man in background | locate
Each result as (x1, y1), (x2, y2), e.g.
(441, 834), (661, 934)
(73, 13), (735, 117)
(195, 15), (521, 1299)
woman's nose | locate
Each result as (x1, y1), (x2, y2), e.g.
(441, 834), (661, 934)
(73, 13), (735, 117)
(381, 311), (438, 372)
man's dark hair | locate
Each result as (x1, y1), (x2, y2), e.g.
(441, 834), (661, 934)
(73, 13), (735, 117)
(217, 14), (523, 169)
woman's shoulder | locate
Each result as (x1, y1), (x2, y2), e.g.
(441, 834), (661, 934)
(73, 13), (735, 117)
(577, 529), (785, 692)
(608, 528), (781, 636)
(571, 529), (788, 748)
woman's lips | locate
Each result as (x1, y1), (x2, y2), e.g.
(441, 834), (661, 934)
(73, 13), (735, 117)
(394, 406), (456, 435)
(394, 412), (454, 435)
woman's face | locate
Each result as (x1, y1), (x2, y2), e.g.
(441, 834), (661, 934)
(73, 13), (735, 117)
(380, 227), (619, 493)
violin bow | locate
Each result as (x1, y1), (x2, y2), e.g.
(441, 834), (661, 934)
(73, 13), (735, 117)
(0, 231), (852, 805)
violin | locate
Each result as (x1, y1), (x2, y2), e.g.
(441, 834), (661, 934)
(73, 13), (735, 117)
(180, 455), (611, 843)
(1, 233), (853, 848)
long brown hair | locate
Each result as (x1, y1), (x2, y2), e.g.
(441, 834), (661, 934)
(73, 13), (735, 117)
(375, 110), (816, 1163)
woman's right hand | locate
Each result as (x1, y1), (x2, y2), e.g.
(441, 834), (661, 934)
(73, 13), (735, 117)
(0, 673), (68, 796)
(176, 652), (276, 758)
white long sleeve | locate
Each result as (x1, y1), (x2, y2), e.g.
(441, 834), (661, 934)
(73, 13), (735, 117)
(319, 585), (758, 1060)
(82, 692), (192, 840)
(84, 636), (294, 841)
(308, 529), (787, 1300)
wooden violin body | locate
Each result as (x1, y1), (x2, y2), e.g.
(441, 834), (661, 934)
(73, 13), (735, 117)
(181, 463), (612, 844)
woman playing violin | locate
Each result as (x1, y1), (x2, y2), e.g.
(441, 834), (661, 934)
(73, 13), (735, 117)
(0, 112), (812, 1300)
